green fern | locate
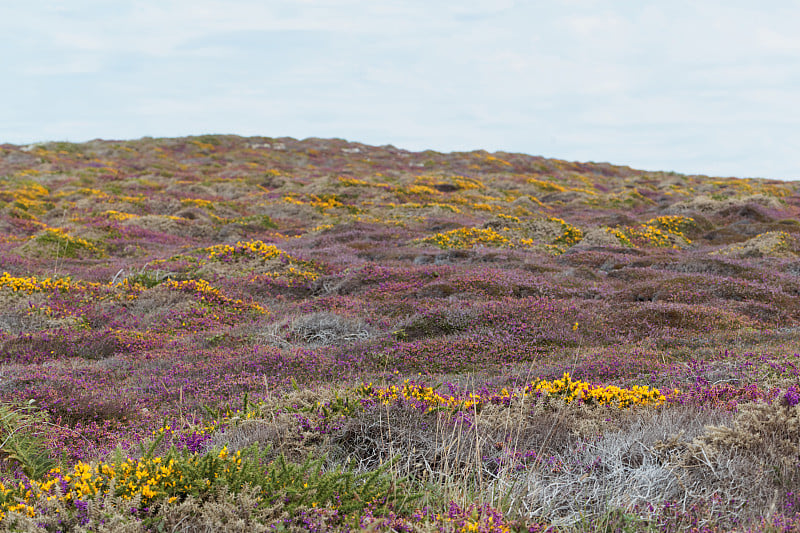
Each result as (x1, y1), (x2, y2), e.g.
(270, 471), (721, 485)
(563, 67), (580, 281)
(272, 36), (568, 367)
(0, 400), (55, 479)
(258, 452), (419, 515)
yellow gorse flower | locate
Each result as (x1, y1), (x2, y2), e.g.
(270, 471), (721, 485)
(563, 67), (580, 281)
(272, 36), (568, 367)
(165, 279), (268, 315)
(0, 448), (246, 519)
(360, 373), (666, 412)
(0, 272), (77, 294)
(202, 241), (319, 281)
(418, 227), (510, 249)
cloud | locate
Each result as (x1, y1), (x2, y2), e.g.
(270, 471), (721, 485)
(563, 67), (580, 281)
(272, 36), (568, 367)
(1, 1), (799, 179)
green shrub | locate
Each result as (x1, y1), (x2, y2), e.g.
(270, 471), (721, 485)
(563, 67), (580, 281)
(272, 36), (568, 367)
(0, 400), (54, 479)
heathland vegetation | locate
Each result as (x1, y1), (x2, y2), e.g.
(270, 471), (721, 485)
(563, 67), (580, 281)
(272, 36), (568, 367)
(0, 135), (798, 531)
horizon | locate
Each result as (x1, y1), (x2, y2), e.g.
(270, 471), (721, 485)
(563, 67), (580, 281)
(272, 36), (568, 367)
(3, 133), (796, 183)
(2, 1), (799, 181)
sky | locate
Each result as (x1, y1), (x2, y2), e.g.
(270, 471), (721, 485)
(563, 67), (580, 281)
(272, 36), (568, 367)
(1, 1), (799, 180)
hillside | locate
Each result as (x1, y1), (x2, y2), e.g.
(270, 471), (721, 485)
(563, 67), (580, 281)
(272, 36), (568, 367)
(0, 135), (799, 531)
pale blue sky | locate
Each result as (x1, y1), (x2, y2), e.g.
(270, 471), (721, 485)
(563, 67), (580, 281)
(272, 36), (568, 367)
(2, 1), (799, 179)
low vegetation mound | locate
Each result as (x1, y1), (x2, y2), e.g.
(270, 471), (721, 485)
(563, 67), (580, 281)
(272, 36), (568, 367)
(0, 135), (798, 531)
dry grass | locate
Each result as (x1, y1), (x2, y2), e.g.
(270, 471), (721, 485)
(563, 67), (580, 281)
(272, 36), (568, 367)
(700, 400), (800, 488)
(256, 311), (373, 348)
(492, 406), (774, 528)
(320, 399), (797, 529)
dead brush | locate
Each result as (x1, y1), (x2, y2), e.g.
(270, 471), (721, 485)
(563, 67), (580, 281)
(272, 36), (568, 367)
(328, 403), (502, 509)
(697, 399), (800, 493)
(257, 311), (373, 348)
(327, 387), (580, 512)
(488, 406), (772, 529)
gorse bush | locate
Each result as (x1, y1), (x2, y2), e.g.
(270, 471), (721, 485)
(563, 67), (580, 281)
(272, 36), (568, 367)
(418, 226), (510, 249)
(34, 228), (103, 257)
(358, 373), (666, 413)
(0, 436), (419, 527)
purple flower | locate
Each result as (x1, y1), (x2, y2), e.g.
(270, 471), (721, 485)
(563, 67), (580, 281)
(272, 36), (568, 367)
(783, 385), (800, 407)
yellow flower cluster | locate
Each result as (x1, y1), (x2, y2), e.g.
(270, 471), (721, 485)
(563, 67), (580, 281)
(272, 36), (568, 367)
(204, 241), (319, 281)
(406, 185), (439, 196)
(648, 215), (694, 233)
(418, 227), (510, 249)
(452, 176), (485, 190)
(528, 372), (665, 408)
(411, 175), (484, 192)
(625, 225), (674, 248)
(13, 169), (41, 177)
(283, 194), (343, 210)
(426, 202), (461, 213)
(165, 279), (268, 315)
(118, 194), (146, 205)
(358, 380), (484, 412)
(5, 183), (51, 217)
(496, 214), (520, 224)
(620, 215), (695, 249)
(309, 224), (335, 232)
(204, 240), (284, 262)
(338, 176), (371, 186)
(190, 140), (217, 152)
(485, 155), (512, 166)
(761, 231), (792, 254)
(434, 508), (511, 533)
(9, 182), (49, 199)
(470, 202), (496, 212)
(0, 448), (244, 519)
(77, 188), (112, 200)
(337, 176), (394, 189)
(708, 178), (790, 198)
(0, 481), (30, 520)
(101, 210), (138, 221)
(527, 177), (566, 192)
(9, 197), (41, 214)
(180, 198), (215, 209)
(548, 217), (583, 246)
(359, 374), (666, 412)
(0, 272), (75, 294)
(604, 227), (633, 247)
(646, 215), (694, 244)
(34, 227), (102, 255)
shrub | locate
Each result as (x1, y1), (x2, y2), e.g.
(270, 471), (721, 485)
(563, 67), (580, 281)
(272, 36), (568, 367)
(699, 398), (800, 485)
(395, 308), (477, 340)
(494, 407), (770, 529)
(0, 400), (54, 479)
(123, 268), (174, 288)
(0, 441), (419, 528)
(0, 330), (126, 364)
(259, 311), (373, 348)
(417, 227), (510, 249)
(34, 227), (103, 257)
